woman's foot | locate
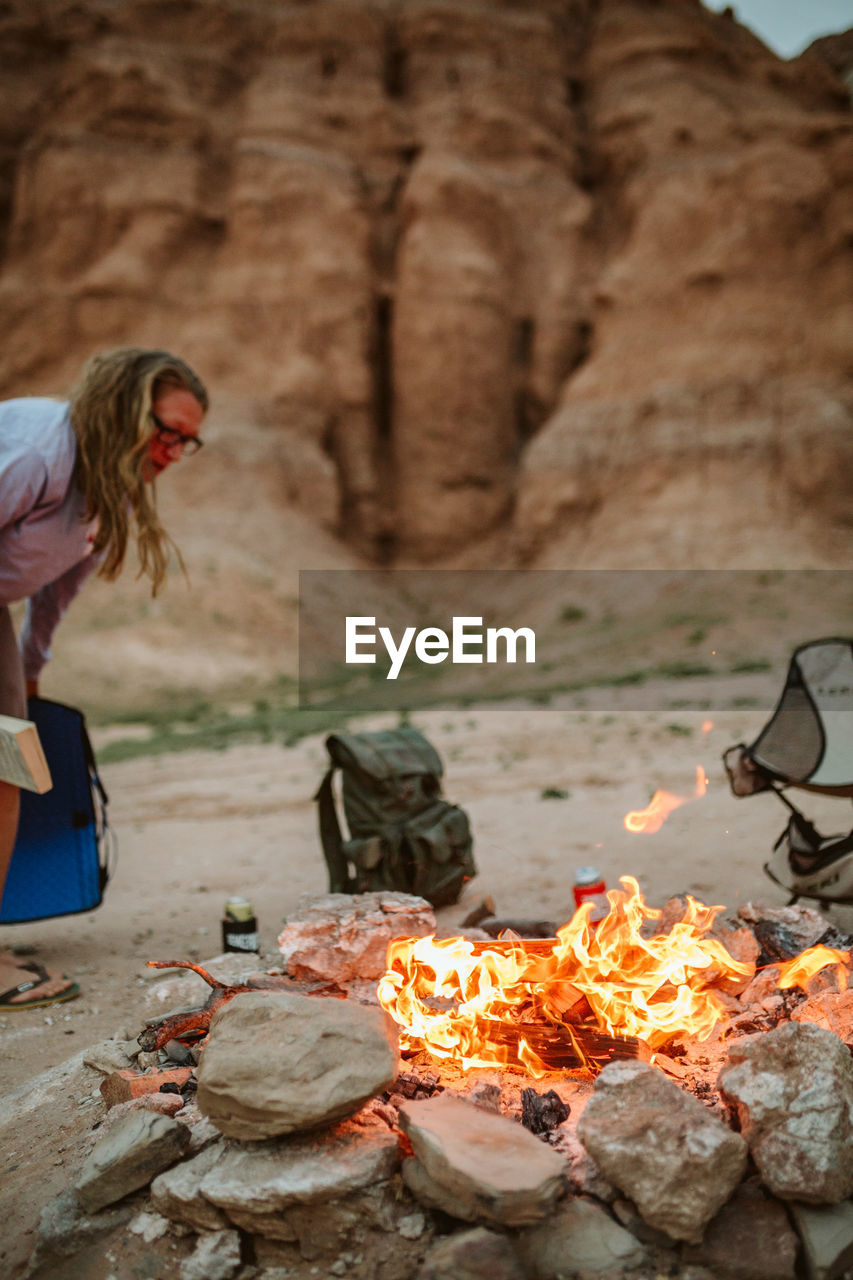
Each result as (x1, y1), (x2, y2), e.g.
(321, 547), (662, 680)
(0, 951), (80, 1009)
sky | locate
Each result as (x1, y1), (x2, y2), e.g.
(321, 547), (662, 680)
(701, 0), (853, 59)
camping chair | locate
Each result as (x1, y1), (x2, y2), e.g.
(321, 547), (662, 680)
(723, 637), (853, 907)
(0, 697), (114, 924)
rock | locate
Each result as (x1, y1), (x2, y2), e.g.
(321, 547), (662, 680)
(737, 903), (835, 952)
(92, 1091), (186, 1135)
(737, 965), (782, 1006)
(610, 1198), (676, 1249)
(27, 1188), (134, 1276)
(397, 1209), (427, 1240)
(577, 1059), (748, 1243)
(814, 926), (853, 954)
(549, 1123), (617, 1202)
(179, 1228), (242, 1280)
(399, 1093), (568, 1227)
(150, 1140), (230, 1231)
(464, 1081), (502, 1113)
(165, 1038), (197, 1066)
(805, 29), (853, 93)
(127, 1209), (171, 1242)
(247, 1168), (431, 1272)
(788, 1199), (853, 1280)
(800, 963), (850, 1000)
(196, 991), (398, 1140)
(74, 1110), (190, 1215)
(416, 1226), (526, 1280)
(515, 1196), (648, 1279)
(76, 1094), (187, 1170)
(195, 1118), (400, 1238)
(99, 1066), (193, 1109)
(277, 892), (436, 982)
(655, 894), (692, 934)
(709, 924), (761, 993)
(717, 1021), (853, 1203)
(791, 989), (853, 1041)
(353, 1094), (398, 1130)
(82, 1039), (139, 1075)
(683, 1179), (799, 1279)
(753, 919), (806, 964)
(0, 0), (850, 669)
(181, 1110), (226, 1157)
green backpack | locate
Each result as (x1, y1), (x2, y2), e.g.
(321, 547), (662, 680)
(315, 728), (476, 907)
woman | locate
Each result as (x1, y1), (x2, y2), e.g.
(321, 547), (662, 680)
(0, 348), (208, 1008)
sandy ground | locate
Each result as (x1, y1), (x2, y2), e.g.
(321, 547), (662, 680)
(3, 691), (852, 1098)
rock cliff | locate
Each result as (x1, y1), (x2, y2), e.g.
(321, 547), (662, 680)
(0, 0), (851, 568)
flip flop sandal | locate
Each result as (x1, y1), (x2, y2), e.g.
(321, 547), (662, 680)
(0, 960), (80, 1011)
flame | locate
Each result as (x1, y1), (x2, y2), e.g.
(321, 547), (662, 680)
(377, 876), (753, 1075)
(701, 719), (714, 736)
(777, 945), (849, 992)
(624, 765), (707, 834)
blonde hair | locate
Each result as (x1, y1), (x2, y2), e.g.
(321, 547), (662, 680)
(70, 349), (208, 594)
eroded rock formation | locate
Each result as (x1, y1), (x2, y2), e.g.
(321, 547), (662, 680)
(0, 0), (851, 565)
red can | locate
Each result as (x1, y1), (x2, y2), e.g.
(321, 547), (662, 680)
(572, 866), (608, 922)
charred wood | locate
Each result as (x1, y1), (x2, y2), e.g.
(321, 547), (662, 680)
(480, 918), (560, 939)
(137, 960), (255, 1052)
(521, 1087), (570, 1134)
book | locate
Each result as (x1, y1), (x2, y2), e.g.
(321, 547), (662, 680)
(0, 714), (53, 793)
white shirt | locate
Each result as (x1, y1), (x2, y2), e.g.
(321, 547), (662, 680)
(0, 397), (99, 679)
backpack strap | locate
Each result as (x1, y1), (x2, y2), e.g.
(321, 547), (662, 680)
(315, 766), (352, 893)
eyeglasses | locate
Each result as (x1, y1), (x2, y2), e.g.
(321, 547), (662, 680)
(150, 412), (204, 456)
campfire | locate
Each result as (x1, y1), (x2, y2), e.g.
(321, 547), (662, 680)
(377, 876), (848, 1076)
(49, 889), (850, 1280)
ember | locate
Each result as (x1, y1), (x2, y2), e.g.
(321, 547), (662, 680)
(377, 877), (846, 1076)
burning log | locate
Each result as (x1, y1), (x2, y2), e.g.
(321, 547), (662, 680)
(489, 1020), (651, 1073)
(377, 878), (850, 1077)
(137, 960), (255, 1052)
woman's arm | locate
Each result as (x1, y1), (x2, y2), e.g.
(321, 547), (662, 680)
(19, 556), (100, 682)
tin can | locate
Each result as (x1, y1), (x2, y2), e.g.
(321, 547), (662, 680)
(222, 897), (259, 953)
(572, 867), (608, 922)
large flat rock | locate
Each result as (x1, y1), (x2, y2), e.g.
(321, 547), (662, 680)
(150, 1140), (230, 1231)
(196, 990), (399, 1140)
(74, 1110), (190, 1215)
(198, 1120), (401, 1233)
(277, 891), (436, 982)
(399, 1093), (568, 1227)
